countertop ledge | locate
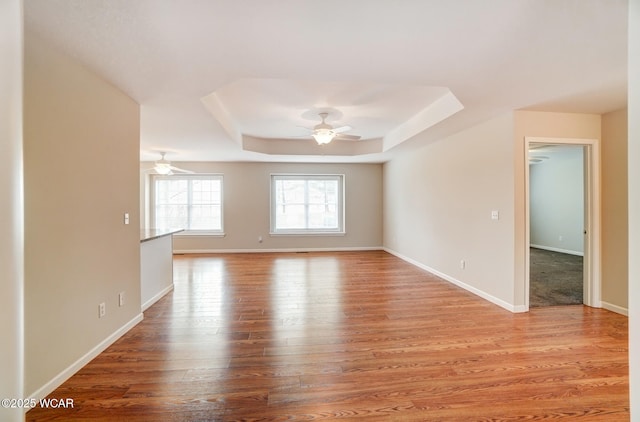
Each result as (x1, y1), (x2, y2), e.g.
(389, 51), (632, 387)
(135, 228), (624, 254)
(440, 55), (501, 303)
(140, 228), (184, 243)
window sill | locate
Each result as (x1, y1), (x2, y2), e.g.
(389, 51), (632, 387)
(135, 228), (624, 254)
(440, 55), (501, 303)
(174, 231), (226, 237)
(269, 231), (346, 237)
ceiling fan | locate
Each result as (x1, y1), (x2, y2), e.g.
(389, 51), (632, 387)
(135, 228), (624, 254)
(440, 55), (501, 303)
(150, 152), (193, 175)
(306, 112), (361, 145)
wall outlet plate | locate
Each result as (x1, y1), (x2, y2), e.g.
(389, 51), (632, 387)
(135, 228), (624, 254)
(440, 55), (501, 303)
(99, 302), (106, 318)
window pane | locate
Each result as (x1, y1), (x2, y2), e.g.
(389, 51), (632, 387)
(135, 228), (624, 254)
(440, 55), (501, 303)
(271, 175), (343, 233)
(156, 204), (188, 229)
(276, 204), (306, 229)
(157, 180), (188, 204)
(277, 180), (305, 204)
(190, 205), (221, 230)
(308, 204), (337, 228)
(154, 175), (223, 232)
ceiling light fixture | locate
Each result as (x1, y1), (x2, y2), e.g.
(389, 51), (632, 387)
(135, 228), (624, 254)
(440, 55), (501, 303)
(312, 129), (336, 145)
(151, 152), (194, 175)
(311, 113), (340, 145)
(154, 152), (174, 174)
(154, 162), (173, 175)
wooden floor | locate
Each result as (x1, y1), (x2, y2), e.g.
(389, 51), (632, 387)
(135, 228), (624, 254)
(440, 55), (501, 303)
(27, 251), (629, 421)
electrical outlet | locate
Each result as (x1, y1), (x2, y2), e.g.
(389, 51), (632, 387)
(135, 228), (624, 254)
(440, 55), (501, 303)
(119, 292), (125, 307)
(460, 260), (466, 269)
(98, 302), (106, 318)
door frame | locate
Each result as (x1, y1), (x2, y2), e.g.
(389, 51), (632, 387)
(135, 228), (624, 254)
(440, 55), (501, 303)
(524, 136), (601, 309)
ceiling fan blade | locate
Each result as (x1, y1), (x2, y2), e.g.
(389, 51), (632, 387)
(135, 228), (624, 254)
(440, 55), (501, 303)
(168, 165), (194, 174)
(332, 125), (352, 134)
(334, 133), (361, 141)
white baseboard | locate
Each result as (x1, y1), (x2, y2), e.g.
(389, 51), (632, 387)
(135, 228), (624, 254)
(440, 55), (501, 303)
(601, 301), (629, 316)
(26, 313), (144, 407)
(173, 246), (383, 254)
(142, 284), (174, 311)
(530, 244), (584, 257)
(383, 248), (526, 313)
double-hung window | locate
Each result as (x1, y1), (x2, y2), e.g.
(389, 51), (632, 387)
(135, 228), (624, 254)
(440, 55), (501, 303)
(270, 174), (344, 235)
(152, 174), (223, 234)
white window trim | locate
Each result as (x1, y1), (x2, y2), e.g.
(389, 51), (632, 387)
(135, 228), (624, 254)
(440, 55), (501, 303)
(151, 174), (225, 236)
(270, 173), (345, 236)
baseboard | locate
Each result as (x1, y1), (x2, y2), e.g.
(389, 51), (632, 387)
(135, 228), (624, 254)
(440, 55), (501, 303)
(142, 284), (174, 311)
(26, 313), (144, 407)
(601, 301), (629, 316)
(530, 244), (584, 257)
(383, 248), (526, 313)
(173, 246), (383, 254)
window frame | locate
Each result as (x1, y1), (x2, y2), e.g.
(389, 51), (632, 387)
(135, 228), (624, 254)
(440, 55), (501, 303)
(151, 173), (224, 236)
(270, 173), (345, 236)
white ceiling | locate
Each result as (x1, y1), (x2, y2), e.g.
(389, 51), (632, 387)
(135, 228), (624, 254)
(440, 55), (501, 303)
(24, 0), (628, 163)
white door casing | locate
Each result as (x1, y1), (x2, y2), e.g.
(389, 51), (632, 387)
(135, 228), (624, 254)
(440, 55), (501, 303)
(524, 136), (601, 310)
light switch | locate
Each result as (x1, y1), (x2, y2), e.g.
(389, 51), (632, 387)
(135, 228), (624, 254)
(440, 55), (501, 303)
(491, 210), (499, 220)
(124, 213), (130, 225)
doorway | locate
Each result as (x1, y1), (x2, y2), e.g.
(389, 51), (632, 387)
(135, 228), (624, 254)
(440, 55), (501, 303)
(528, 144), (584, 306)
(524, 137), (601, 310)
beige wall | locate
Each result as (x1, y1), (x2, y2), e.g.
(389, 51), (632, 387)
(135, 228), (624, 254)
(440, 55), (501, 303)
(629, 0), (639, 416)
(0, 1), (24, 420)
(601, 108), (628, 311)
(383, 110), (619, 313)
(515, 109), (629, 314)
(24, 33), (141, 396)
(513, 111), (602, 308)
(142, 162), (383, 251)
(383, 113), (518, 310)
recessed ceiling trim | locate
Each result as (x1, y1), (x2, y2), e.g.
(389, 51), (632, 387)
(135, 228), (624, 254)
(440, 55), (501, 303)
(383, 90), (464, 151)
(242, 135), (383, 156)
(200, 78), (465, 156)
(201, 93), (242, 145)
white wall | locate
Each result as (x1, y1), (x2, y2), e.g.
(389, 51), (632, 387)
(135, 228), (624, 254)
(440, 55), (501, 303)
(141, 236), (174, 310)
(529, 146), (584, 255)
(0, 1), (24, 421)
(142, 162), (383, 252)
(24, 33), (142, 398)
(383, 113), (518, 311)
(628, 0), (639, 417)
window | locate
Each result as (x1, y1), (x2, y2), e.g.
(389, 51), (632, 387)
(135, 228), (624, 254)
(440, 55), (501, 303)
(153, 174), (223, 234)
(271, 174), (344, 234)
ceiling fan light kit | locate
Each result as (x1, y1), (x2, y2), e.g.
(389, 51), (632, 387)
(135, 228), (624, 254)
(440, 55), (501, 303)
(310, 112), (359, 145)
(154, 163), (173, 174)
(312, 129), (335, 145)
(151, 152), (194, 175)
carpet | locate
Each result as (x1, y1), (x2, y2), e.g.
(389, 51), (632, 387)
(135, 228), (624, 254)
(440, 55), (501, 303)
(529, 247), (583, 307)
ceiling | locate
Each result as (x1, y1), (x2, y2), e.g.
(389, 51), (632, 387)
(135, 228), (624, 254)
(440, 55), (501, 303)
(24, 0), (628, 163)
